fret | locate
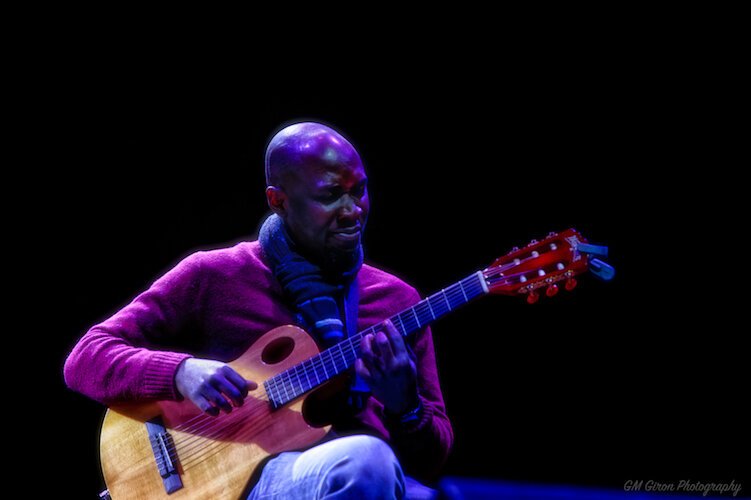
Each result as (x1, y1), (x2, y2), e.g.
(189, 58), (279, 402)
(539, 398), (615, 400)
(263, 381), (277, 407)
(311, 358), (321, 385)
(336, 344), (347, 373)
(302, 360), (313, 390)
(395, 317), (407, 336)
(445, 285), (460, 310)
(411, 307), (421, 328)
(416, 301), (431, 326)
(398, 311), (412, 333)
(279, 373), (291, 402)
(442, 289), (452, 311)
(329, 349), (341, 375)
(270, 381), (281, 408)
(288, 369), (302, 398)
(425, 297), (435, 319)
(288, 368), (301, 397)
(343, 339), (358, 363)
(295, 368), (306, 396)
(344, 337), (358, 362)
(458, 280), (468, 301)
(325, 350), (338, 376)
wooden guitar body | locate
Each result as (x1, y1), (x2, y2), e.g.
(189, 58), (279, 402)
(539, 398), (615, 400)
(100, 325), (329, 499)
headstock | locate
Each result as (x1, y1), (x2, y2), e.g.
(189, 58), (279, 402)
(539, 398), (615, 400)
(482, 229), (612, 304)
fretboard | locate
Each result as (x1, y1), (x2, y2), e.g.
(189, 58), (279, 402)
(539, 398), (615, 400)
(264, 271), (488, 408)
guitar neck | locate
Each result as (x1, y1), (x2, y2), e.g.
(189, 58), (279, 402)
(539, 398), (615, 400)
(264, 271), (489, 408)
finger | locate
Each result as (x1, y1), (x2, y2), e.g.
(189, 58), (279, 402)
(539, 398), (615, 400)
(383, 319), (408, 358)
(355, 358), (373, 383)
(360, 333), (374, 357)
(194, 394), (220, 417)
(219, 367), (253, 404)
(222, 366), (257, 396)
(375, 331), (395, 366)
(210, 375), (244, 407)
(360, 335), (383, 377)
(360, 335), (380, 369)
(365, 331), (383, 358)
(203, 385), (233, 413)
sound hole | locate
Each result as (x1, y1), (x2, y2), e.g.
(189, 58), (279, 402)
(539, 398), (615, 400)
(261, 336), (295, 364)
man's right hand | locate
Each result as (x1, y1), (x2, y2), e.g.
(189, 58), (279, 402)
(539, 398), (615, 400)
(175, 358), (257, 416)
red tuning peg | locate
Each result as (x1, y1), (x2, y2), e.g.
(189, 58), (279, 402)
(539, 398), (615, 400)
(565, 278), (577, 291)
(546, 284), (559, 297)
(526, 291), (539, 304)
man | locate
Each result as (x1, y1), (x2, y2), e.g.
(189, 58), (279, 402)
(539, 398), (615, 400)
(64, 122), (453, 499)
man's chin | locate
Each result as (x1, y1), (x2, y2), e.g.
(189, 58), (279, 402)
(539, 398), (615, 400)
(324, 244), (362, 271)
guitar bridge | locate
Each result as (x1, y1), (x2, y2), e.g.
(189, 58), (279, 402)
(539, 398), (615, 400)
(146, 417), (183, 494)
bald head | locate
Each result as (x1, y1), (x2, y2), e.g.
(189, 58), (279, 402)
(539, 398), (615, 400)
(263, 121), (370, 266)
(265, 122), (362, 186)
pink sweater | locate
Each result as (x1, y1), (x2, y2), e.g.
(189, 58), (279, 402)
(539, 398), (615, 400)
(64, 241), (453, 478)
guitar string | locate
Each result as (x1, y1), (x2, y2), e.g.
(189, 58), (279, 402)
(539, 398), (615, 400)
(181, 412), (285, 469)
(180, 403), (323, 470)
(174, 397), (278, 467)
(145, 395), (274, 473)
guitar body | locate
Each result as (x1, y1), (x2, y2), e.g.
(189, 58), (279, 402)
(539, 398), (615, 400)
(100, 325), (330, 500)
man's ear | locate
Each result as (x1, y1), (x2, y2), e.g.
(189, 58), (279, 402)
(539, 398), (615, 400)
(266, 186), (287, 216)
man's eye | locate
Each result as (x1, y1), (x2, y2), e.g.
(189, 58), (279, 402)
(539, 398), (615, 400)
(318, 193), (339, 203)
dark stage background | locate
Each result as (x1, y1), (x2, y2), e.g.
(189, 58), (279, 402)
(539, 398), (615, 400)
(34, 52), (745, 496)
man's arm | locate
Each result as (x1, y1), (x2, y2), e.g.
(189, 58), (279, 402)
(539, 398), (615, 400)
(64, 256), (202, 403)
(356, 284), (454, 481)
(64, 253), (254, 414)
(384, 323), (454, 481)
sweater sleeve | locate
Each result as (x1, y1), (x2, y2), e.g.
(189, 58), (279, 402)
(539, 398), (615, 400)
(63, 254), (204, 404)
(387, 293), (454, 481)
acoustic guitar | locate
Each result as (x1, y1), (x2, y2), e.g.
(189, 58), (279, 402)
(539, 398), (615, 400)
(99, 228), (609, 499)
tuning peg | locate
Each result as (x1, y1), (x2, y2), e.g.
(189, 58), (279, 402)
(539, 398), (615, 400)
(565, 278), (578, 291)
(526, 291), (539, 304)
(546, 284), (559, 297)
(578, 243), (609, 258)
(589, 258), (615, 281)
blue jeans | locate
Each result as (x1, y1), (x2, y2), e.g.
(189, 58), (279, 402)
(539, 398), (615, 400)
(247, 434), (437, 499)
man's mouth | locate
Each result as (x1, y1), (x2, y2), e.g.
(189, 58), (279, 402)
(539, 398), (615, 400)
(331, 226), (361, 242)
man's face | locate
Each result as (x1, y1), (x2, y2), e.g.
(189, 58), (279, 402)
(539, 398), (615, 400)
(280, 160), (369, 265)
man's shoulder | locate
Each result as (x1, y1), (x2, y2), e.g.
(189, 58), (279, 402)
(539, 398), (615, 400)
(182, 240), (267, 274)
(359, 262), (421, 303)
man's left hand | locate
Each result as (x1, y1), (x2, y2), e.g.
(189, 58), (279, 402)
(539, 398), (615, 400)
(356, 319), (419, 415)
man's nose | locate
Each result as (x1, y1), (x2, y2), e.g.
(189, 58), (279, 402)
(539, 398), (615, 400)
(338, 194), (362, 219)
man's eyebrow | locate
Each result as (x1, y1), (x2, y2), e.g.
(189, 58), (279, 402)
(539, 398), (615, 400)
(316, 177), (368, 190)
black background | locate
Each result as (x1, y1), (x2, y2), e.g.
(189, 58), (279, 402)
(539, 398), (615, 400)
(28, 21), (746, 497)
